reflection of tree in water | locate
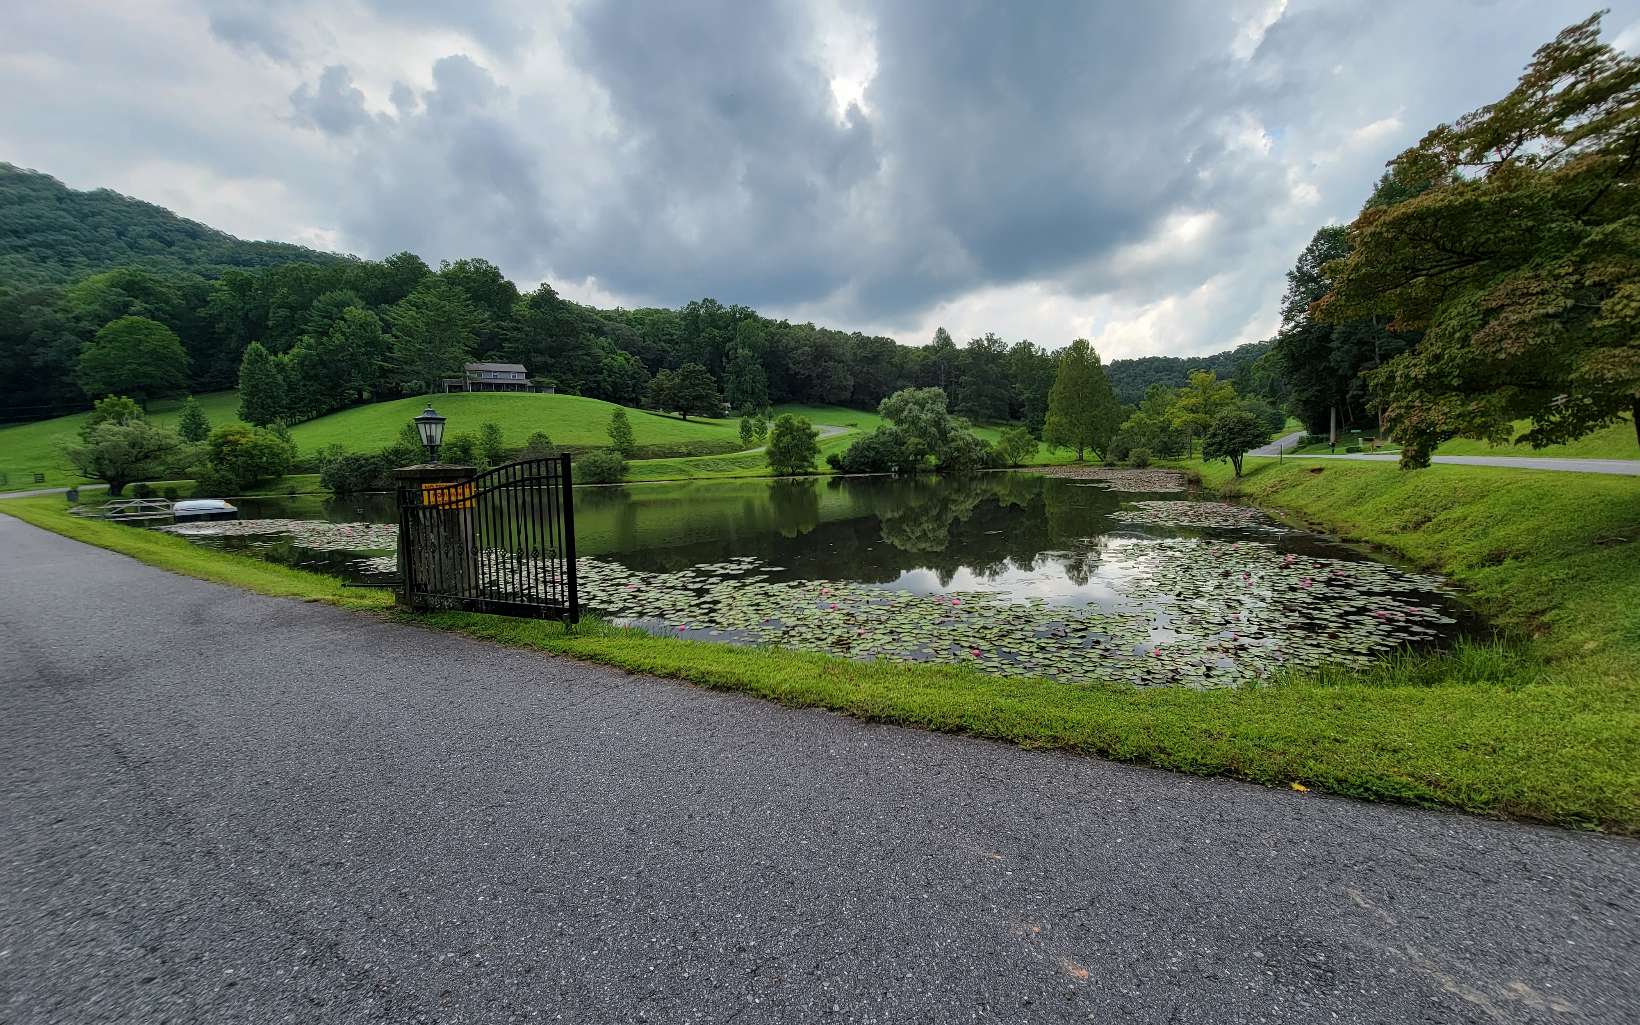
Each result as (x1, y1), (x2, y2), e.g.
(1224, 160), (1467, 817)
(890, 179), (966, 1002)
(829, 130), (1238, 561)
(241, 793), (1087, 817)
(768, 479), (821, 538)
(602, 474), (1144, 589)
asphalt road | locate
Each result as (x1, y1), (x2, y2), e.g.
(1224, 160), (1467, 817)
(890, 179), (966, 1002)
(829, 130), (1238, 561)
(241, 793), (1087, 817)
(1249, 432), (1639, 475)
(2, 515), (1637, 1024)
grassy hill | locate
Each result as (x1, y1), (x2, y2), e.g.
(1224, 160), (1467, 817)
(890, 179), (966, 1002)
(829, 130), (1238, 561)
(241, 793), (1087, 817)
(285, 392), (738, 458)
(0, 391), (743, 489)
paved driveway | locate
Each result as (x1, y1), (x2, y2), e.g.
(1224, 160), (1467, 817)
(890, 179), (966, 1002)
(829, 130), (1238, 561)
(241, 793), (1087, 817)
(2, 515), (1636, 1023)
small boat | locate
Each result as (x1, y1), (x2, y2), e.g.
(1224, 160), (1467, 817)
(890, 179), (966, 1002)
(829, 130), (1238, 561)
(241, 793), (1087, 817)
(171, 499), (239, 523)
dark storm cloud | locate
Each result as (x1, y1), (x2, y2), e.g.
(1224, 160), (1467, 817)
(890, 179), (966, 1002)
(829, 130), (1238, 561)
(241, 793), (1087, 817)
(552, 0), (879, 306)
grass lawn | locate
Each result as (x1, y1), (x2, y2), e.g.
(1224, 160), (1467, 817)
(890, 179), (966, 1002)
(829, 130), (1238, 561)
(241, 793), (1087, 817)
(0, 391), (241, 489)
(1, 390), (745, 491)
(6, 456), (1636, 831)
(286, 392), (741, 458)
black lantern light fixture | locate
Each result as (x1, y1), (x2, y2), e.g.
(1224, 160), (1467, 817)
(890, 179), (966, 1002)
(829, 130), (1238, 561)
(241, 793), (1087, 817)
(414, 405), (447, 462)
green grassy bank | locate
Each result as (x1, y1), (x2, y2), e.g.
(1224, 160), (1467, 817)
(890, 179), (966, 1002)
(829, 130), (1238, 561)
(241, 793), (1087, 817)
(5, 458), (1637, 831)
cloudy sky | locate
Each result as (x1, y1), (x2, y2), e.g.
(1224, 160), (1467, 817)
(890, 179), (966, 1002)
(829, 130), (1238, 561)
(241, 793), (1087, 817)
(4, 1), (1636, 358)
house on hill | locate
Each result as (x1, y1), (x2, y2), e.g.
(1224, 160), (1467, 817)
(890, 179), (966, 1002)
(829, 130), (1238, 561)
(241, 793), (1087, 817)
(440, 362), (544, 394)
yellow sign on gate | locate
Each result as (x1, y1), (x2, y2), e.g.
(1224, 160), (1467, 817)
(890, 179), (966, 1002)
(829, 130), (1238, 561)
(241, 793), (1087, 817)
(421, 481), (475, 509)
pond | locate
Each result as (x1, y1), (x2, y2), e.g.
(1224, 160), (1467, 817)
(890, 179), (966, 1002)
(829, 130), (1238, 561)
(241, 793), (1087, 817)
(158, 472), (1481, 688)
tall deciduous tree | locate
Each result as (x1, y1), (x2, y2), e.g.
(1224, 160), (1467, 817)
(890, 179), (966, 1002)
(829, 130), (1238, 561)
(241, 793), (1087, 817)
(237, 341), (287, 426)
(1318, 12), (1640, 465)
(62, 420), (184, 496)
(765, 414), (820, 476)
(1043, 339), (1120, 461)
(665, 362), (722, 420)
(76, 316), (190, 405)
(388, 279), (481, 395)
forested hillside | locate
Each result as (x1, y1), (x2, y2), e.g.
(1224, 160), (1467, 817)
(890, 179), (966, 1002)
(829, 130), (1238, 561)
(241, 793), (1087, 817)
(0, 164), (343, 288)
(0, 164), (1269, 426)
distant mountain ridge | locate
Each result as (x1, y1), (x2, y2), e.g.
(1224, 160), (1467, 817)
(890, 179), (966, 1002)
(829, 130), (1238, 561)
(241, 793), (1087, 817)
(0, 163), (346, 288)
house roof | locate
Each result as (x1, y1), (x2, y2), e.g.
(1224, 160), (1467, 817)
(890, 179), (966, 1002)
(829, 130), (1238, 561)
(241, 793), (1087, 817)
(464, 362), (527, 373)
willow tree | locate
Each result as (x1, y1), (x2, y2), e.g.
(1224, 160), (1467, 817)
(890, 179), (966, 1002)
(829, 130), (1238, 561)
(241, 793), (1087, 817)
(1043, 338), (1121, 461)
(1317, 13), (1640, 467)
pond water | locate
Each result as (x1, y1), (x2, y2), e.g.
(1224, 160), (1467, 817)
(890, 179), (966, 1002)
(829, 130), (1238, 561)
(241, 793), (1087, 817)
(159, 473), (1481, 688)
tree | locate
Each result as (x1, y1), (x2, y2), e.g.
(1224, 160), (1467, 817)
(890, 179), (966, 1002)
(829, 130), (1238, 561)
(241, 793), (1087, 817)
(878, 387), (959, 467)
(1201, 410), (1268, 477)
(826, 426), (914, 474)
(388, 279), (481, 394)
(765, 414), (820, 476)
(82, 394), (144, 433)
(1317, 13), (1640, 465)
(477, 421), (506, 468)
(521, 431), (556, 458)
(656, 362), (721, 419)
(723, 344), (769, 411)
(575, 449), (626, 484)
(75, 316), (189, 404)
(607, 407), (635, 456)
(62, 420), (185, 496)
(1170, 370), (1237, 455)
(956, 333), (1011, 421)
(1043, 339), (1121, 461)
(739, 414), (767, 447)
(199, 423), (295, 493)
(176, 395), (211, 442)
(237, 341), (287, 426)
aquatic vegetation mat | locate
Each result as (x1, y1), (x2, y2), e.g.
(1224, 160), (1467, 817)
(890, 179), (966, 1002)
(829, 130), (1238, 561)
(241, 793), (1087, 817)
(1031, 467), (1190, 492)
(1108, 500), (1284, 532)
(161, 511), (1464, 688)
(576, 542), (1459, 688)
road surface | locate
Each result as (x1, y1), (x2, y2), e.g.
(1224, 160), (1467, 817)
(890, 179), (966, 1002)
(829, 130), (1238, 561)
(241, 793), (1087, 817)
(1251, 432), (1639, 475)
(2, 515), (1636, 1024)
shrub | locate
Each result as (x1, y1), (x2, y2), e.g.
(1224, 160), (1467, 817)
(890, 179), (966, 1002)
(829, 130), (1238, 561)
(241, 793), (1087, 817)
(162, 486), (180, 501)
(934, 431), (996, 473)
(1301, 433), (1328, 447)
(827, 426), (913, 474)
(201, 423), (296, 493)
(320, 452), (392, 495)
(442, 432), (479, 466)
(994, 427), (1038, 467)
(1345, 445), (1363, 454)
(521, 432), (556, 458)
(766, 414), (820, 476)
(131, 482), (154, 499)
(739, 414), (768, 448)
(1128, 447), (1152, 468)
(575, 449), (626, 484)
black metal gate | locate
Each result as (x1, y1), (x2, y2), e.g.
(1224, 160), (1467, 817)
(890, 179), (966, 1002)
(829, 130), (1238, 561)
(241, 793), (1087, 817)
(396, 454), (579, 622)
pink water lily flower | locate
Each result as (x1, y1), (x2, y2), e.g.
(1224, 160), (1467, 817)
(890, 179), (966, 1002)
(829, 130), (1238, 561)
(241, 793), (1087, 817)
(1300, 578), (1313, 588)
(970, 648), (982, 657)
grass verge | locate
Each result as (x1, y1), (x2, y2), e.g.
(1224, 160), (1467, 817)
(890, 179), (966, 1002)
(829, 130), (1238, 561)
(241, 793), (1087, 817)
(5, 466), (1638, 832)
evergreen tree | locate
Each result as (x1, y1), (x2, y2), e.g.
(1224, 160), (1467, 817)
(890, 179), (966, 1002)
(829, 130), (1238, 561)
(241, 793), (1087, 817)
(607, 407), (635, 456)
(237, 341), (287, 426)
(1043, 339), (1120, 461)
(723, 345), (769, 411)
(388, 279), (480, 394)
(175, 395), (211, 442)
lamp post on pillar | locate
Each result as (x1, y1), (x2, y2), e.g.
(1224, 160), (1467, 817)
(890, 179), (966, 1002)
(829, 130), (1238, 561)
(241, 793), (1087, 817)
(395, 406), (477, 608)
(414, 405), (447, 462)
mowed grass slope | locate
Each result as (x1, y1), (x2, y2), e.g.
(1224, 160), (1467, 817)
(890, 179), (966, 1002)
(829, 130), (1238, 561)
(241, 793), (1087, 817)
(0, 391), (242, 488)
(1, 390), (743, 489)
(286, 392), (739, 457)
